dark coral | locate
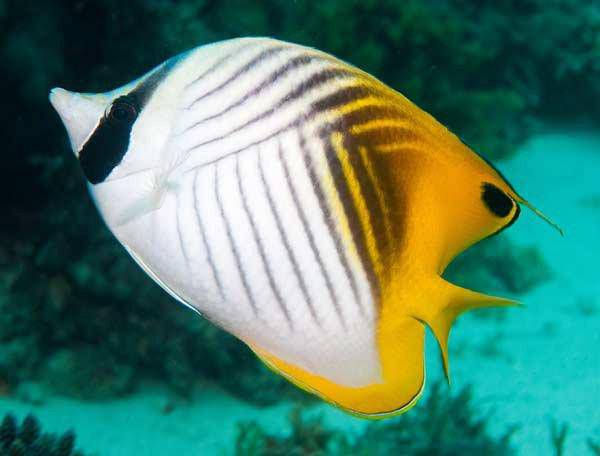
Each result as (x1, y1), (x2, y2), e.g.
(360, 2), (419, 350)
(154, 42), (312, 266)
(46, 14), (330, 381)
(0, 413), (85, 456)
(235, 383), (517, 455)
(236, 407), (351, 456)
(549, 420), (569, 456)
(352, 383), (517, 455)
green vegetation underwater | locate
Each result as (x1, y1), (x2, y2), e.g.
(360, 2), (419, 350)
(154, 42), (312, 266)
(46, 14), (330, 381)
(1, 1), (599, 454)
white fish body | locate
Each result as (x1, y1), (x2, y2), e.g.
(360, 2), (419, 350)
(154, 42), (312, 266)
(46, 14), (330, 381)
(51, 38), (381, 390)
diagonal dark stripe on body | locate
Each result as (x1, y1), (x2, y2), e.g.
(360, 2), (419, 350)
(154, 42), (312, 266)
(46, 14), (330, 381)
(183, 67), (355, 149)
(184, 41), (259, 91)
(182, 88), (406, 179)
(309, 85), (373, 114)
(299, 132), (366, 317)
(328, 105), (406, 128)
(190, 54), (318, 126)
(187, 45), (289, 110)
(323, 132), (380, 301)
(343, 135), (389, 264)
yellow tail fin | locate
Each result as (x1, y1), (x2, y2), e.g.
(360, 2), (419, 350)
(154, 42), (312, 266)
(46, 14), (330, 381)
(412, 278), (520, 384)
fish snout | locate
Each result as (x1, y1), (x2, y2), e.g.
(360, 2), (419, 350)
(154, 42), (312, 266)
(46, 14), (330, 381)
(49, 87), (107, 156)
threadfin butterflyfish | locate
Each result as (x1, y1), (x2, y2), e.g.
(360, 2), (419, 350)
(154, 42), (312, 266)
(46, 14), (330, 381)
(49, 38), (561, 419)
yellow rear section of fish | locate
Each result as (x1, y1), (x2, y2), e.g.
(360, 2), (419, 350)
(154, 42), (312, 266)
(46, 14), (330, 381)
(246, 53), (524, 417)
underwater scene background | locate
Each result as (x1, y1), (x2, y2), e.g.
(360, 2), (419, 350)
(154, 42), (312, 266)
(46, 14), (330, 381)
(1, 0), (599, 454)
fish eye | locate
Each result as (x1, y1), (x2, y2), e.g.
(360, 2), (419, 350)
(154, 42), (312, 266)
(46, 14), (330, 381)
(481, 182), (513, 217)
(107, 97), (138, 124)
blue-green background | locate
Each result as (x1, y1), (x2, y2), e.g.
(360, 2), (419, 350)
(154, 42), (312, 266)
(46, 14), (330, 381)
(0, 1), (598, 454)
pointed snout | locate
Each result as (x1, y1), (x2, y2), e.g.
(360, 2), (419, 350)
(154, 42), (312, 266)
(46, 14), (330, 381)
(49, 87), (107, 156)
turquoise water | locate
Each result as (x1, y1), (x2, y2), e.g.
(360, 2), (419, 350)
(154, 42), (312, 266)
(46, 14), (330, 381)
(1, 2), (599, 455)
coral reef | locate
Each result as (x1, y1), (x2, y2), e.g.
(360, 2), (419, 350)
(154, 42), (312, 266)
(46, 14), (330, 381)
(549, 420), (569, 456)
(352, 382), (517, 455)
(0, 0), (591, 402)
(235, 383), (517, 455)
(236, 408), (351, 455)
(0, 413), (86, 456)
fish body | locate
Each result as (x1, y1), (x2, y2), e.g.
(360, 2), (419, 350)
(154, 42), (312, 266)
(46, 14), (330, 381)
(50, 38), (528, 418)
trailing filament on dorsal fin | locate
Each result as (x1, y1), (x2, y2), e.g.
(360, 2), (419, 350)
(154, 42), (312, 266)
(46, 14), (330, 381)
(412, 278), (521, 384)
(507, 191), (563, 236)
(520, 199), (564, 236)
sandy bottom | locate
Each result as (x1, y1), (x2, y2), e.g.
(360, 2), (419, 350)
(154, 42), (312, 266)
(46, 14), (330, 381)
(1, 129), (598, 455)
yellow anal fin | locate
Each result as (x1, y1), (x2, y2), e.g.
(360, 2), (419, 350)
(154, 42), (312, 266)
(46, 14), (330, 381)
(248, 316), (426, 419)
(412, 278), (520, 384)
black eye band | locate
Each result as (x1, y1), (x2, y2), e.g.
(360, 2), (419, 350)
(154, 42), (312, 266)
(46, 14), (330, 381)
(481, 182), (513, 217)
(77, 96), (141, 184)
(76, 59), (177, 184)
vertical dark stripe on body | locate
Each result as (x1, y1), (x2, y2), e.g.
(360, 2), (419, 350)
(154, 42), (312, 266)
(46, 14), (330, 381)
(299, 132), (365, 317)
(366, 149), (406, 260)
(356, 145), (394, 249)
(344, 135), (389, 261)
(187, 45), (289, 110)
(214, 163), (259, 316)
(258, 146), (321, 327)
(193, 169), (225, 301)
(323, 132), (380, 301)
(235, 154), (293, 330)
(278, 139), (348, 331)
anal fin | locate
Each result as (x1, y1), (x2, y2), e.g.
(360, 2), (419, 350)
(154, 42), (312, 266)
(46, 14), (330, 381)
(248, 314), (426, 419)
(412, 278), (520, 384)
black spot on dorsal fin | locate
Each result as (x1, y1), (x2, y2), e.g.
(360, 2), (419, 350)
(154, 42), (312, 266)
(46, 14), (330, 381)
(481, 182), (513, 217)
